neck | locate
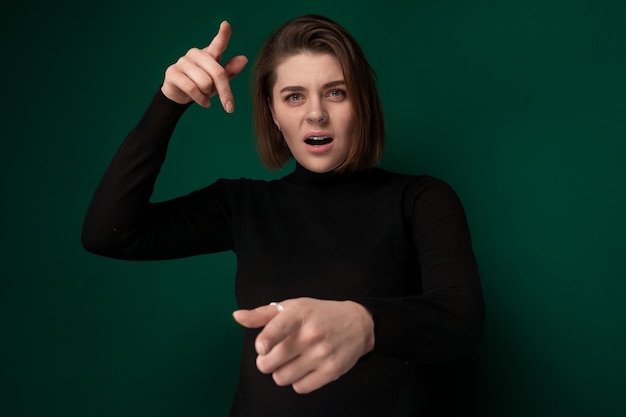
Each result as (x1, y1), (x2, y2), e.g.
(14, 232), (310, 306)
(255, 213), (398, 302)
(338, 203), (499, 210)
(288, 162), (374, 185)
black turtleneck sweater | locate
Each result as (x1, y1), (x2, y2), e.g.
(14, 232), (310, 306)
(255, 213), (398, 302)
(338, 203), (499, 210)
(82, 90), (485, 416)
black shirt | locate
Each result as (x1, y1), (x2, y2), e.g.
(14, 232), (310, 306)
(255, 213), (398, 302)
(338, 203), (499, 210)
(82, 89), (485, 416)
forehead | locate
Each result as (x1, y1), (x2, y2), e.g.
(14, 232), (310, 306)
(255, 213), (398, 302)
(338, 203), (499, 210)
(273, 52), (344, 89)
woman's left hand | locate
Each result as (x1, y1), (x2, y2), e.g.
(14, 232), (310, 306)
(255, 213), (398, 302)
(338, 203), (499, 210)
(232, 297), (375, 394)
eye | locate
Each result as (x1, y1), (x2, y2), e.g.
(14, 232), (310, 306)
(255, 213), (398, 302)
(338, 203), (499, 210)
(326, 89), (346, 100)
(285, 93), (303, 102)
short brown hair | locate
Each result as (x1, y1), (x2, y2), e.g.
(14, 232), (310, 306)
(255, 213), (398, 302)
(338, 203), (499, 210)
(251, 14), (385, 173)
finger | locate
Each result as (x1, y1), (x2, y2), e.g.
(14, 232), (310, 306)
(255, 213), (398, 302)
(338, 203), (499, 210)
(223, 54), (248, 79)
(255, 334), (302, 375)
(255, 308), (301, 355)
(267, 354), (313, 387)
(208, 54), (248, 113)
(163, 65), (212, 107)
(284, 346), (347, 394)
(291, 364), (340, 394)
(257, 316), (326, 375)
(270, 349), (321, 391)
(177, 50), (247, 112)
(270, 341), (346, 393)
(179, 56), (219, 96)
(204, 20), (232, 61)
(232, 303), (281, 329)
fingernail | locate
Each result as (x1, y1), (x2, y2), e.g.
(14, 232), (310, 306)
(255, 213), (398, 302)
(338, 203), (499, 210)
(225, 101), (234, 113)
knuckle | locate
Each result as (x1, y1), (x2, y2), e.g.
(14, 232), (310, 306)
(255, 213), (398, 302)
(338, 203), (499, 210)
(320, 361), (342, 383)
(273, 317), (291, 335)
(327, 354), (343, 373)
(312, 340), (334, 362)
(164, 65), (175, 77)
(211, 65), (228, 82)
(176, 54), (190, 67)
(186, 47), (202, 58)
(302, 324), (325, 345)
(180, 81), (201, 98)
(197, 78), (214, 94)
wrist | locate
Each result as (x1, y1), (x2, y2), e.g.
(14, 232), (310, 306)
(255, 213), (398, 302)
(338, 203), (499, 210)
(346, 301), (375, 356)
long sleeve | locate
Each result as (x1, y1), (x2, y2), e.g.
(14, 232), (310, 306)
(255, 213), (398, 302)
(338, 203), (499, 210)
(355, 176), (485, 365)
(81, 89), (233, 260)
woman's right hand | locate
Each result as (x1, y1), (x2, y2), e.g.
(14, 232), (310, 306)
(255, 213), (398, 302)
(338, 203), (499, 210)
(161, 21), (248, 112)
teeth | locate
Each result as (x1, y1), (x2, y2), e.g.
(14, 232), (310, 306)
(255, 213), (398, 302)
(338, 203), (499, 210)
(305, 136), (333, 146)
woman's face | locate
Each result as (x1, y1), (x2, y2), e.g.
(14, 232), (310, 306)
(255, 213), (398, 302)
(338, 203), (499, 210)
(269, 52), (355, 173)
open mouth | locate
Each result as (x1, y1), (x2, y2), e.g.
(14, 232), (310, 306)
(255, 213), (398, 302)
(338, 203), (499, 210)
(304, 136), (334, 146)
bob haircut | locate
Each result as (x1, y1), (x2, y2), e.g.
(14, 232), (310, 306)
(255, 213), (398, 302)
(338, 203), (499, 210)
(251, 14), (385, 173)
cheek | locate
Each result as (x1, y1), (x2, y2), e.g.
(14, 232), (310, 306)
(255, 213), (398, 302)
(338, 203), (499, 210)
(272, 104), (293, 128)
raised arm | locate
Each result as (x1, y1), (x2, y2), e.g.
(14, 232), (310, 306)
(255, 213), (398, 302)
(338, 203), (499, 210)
(82, 21), (248, 260)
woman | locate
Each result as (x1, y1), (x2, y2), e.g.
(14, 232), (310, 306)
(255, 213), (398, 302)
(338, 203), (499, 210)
(82, 14), (485, 416)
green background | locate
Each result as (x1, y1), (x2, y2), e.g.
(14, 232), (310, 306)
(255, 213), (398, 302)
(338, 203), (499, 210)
(2, 0), (625, 415)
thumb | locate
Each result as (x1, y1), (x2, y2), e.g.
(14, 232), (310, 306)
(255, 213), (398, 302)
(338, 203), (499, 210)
(223, 55), (248, 80)
(233, 303), (281, 328)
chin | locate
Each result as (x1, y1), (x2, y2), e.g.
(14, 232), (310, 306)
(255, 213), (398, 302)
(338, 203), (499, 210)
(302, 159), (343, 173)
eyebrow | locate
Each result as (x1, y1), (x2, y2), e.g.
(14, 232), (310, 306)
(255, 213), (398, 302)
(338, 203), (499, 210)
(278, 80), (346, 94)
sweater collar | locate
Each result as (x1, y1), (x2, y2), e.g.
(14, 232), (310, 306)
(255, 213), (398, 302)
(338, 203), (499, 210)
(287, 162), (374, 185)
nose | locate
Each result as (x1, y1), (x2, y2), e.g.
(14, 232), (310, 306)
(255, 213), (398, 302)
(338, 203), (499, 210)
(306, 99), (328, 123)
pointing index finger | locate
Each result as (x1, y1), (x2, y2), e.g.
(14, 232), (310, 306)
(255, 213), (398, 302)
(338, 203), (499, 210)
(233, 303), (281, 329)
(204, 20), (232, 61)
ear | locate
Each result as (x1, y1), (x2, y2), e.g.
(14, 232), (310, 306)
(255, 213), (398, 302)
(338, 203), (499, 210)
(267, 96), (280, 128)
